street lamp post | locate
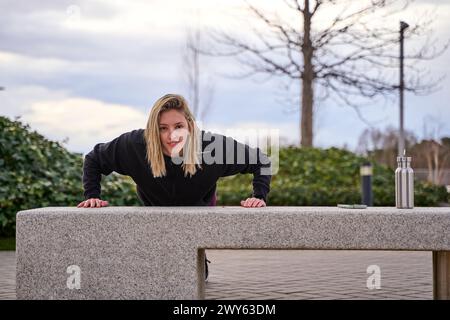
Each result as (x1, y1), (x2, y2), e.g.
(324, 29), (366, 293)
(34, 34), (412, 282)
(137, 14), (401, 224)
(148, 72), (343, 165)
(399, 21), (409, 156)
(360, 162), (373, 206)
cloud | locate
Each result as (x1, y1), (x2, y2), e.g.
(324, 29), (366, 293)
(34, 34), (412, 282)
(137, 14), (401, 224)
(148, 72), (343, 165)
(26, 98), (147, 154)
(1, 86), (147, 154)
(1, 86), (70, 118)
(0, 0), (248, 62)
(0, 49), (184, 108)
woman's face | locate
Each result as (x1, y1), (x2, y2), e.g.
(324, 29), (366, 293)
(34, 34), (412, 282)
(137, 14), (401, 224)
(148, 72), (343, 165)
(159, 109), (189, 157)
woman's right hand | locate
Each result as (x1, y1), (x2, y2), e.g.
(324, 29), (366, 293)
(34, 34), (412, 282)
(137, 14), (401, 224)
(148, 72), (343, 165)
(77, 198), (109, 208)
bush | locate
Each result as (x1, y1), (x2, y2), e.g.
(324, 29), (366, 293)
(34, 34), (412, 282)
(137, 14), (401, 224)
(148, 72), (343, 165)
(1, 116), (447, 236)
(217, 146), (448, 207)
(0, 116), (140, 236)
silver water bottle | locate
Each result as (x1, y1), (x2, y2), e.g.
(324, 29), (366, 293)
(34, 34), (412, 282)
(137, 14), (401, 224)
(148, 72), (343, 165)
(395, 150), (414, 209)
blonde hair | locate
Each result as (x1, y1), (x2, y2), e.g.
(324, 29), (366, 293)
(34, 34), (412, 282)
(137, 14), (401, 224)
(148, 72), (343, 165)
(144, 94), (202, 178)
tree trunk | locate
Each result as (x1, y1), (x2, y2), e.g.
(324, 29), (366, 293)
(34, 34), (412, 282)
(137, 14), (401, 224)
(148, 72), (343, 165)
(301, 0), (314, 147)
(433, 144), (439, 184)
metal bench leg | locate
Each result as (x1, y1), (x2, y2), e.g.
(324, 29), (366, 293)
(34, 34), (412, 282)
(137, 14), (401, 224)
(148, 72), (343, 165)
(433, 251), (450, 300)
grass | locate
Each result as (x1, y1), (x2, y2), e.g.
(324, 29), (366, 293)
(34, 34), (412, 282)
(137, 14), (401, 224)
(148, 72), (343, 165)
(0, 237), (15, 251)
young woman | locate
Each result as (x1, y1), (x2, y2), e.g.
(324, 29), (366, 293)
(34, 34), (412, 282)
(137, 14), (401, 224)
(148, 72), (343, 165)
(77, 94), (272, 281)
(77, 93), (271, 209)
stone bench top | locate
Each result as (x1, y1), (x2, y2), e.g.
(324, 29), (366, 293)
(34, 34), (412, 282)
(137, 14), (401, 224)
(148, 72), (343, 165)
(17, 206), (450, 251)
(17, 205), (450, 216)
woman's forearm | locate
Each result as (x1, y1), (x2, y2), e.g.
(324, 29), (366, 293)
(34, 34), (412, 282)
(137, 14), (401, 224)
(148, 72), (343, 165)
(82, 152), (104, 199)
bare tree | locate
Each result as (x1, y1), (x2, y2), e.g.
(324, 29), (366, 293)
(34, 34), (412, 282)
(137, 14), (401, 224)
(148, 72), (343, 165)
(414, 116), (450, 185)
(206, 0), (448, 147)
(183, 28), (215, 122)
(357, 121), (450, 185)
(357, 126), (417, 168)
(414, 139), (450, 185)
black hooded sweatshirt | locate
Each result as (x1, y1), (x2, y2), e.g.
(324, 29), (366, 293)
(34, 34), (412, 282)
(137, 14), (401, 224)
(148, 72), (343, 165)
(82, 129), (272, 206)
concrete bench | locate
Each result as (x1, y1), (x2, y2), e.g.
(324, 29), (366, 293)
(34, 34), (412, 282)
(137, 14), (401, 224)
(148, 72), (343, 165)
(16, 206), (450, 300)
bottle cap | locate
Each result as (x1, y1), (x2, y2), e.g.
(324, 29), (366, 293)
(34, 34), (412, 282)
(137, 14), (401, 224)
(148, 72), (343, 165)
(397, 156), (412, 162)
(397, 149), (411, 162)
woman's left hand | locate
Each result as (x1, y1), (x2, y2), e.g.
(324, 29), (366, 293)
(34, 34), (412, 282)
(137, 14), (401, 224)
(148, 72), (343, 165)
(240, 197), (266, 208)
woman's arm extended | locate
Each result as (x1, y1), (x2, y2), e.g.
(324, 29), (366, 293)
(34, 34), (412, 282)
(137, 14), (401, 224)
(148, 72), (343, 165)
(81, 132), (131, 201)
(218, 134), (272, 205)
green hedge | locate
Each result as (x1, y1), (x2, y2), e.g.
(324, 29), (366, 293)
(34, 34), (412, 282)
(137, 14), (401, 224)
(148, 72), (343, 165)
(0, 116), (140, 236)
(1, 116), (448, 236)
(217, 146), (448, 207)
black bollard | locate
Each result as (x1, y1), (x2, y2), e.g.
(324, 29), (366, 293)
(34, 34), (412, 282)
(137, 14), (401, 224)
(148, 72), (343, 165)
(360, 162), (373, 207)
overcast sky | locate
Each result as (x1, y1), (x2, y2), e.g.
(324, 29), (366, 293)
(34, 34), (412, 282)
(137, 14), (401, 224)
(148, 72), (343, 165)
(1, 0), (449, 155)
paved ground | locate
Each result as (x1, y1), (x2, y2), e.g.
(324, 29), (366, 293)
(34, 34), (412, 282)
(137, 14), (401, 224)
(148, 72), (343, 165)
(0, 250), (432, 300)
(0, 251), (15, 300)
(205, 250), (432, 300)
